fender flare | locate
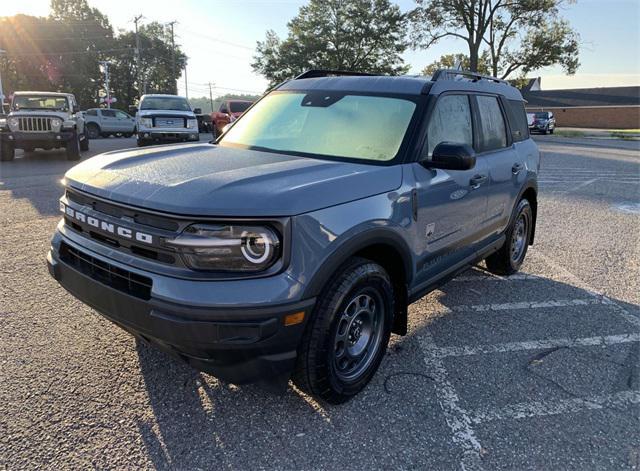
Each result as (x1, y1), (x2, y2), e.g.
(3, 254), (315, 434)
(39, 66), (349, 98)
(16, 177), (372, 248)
(302, 227), (414, 299)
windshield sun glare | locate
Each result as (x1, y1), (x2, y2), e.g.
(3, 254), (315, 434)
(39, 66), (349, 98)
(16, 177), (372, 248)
(219, 92), (416, 162)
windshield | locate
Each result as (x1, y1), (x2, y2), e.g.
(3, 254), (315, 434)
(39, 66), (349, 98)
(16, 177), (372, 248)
(140, 96), (191, 111)
(534, 112), (549, 119)
(12, 95), (69, 111)
(219, 92), (416, 162)
(229, 101), (252, 113)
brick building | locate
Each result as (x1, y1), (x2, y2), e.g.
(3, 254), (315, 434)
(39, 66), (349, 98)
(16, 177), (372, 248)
(521, 82), (640, 129)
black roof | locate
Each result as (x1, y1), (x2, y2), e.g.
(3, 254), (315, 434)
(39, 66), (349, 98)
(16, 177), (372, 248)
(277, 72), (525, 101)
(522, 86), (640, 108)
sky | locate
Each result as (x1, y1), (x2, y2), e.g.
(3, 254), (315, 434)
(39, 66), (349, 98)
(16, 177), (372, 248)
(3, 0), (640, 98)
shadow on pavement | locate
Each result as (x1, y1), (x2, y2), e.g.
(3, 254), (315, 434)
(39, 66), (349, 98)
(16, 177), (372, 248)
(132, 266), (640, 469)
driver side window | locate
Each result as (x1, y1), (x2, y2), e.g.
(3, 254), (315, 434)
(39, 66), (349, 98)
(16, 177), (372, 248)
(424, 94), (473, 159)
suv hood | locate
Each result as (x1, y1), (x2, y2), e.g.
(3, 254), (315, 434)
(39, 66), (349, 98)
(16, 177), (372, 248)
(9, 110), (70, 120)
(63, 144), (402, 217)
(138, 110), (195, 118)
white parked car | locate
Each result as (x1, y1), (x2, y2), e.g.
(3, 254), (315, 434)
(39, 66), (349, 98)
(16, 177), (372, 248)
(131, 94), (200, 147)
(84, 108), (136, 139)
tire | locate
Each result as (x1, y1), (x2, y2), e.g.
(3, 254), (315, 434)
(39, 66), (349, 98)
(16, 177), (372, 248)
(293, 257), (394, 404)
(1, 141), (15, 161)
(86, 123), (100, 140)
(485, 198), (533, 276)
(66, 132), (81, 161)
(80, 133), (89, 151)
(136, 138), (147, 147)
(123, 133), (132, 138)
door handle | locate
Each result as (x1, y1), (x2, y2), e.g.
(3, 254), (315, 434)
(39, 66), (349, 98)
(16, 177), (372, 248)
(469, 174), (488, 189)
(512, 163), (524, 174)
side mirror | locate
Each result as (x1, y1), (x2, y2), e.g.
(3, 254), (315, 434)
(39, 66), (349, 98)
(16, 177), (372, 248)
(193, 108), (202, 115)
(129, 105), (138, 114)
(425, 142), (476, 171)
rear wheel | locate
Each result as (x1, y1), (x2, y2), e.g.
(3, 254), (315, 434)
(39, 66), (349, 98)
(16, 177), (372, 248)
(66, 132), (81, 161)
(86, 123), (100, 139)
(1, 141), (15, 161)
(80, 133), (89, 151)
(293, 257), (394, 404)
(485, 198), (532, 275)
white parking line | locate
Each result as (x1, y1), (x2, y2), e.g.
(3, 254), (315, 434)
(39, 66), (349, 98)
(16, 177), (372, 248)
(470, 390), (640, 424)
(433, 332), (640, 358)
(419, 331), (486, 471)
(534, 251), (640, 329)
(443, 297), (607, 314)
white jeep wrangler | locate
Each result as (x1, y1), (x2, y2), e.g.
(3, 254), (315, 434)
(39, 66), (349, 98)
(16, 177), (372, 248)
(0, 91), (89, 161)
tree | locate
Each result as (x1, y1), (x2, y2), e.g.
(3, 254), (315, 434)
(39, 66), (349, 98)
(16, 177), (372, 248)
(252, 0), (409, 86)
(421, 52), (490, 76)
(410, 0), (580, 79)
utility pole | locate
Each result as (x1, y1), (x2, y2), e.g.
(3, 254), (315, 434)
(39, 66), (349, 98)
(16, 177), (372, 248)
(184, 58), (189, 99)
(208, 82), (215, 113)
(99, 61), (111, 108)
(132, 15), (144, 98)
(167, 21), (178, 94)
(0, 49), (6, 114)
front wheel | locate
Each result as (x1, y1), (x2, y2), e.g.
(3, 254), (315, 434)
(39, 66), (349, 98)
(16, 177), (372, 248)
(66, 132), (81, 161)
(86, 123), (100, 139)
(485, 198), (533, 275)
(293, 257), (394, 404)
(1, 141), (15, 161)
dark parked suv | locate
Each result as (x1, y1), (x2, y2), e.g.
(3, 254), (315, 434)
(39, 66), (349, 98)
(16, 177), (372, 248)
(48, 69), (539, 403)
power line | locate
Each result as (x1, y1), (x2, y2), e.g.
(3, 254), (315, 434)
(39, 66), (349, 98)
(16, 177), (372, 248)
(177, 28), (253, 51)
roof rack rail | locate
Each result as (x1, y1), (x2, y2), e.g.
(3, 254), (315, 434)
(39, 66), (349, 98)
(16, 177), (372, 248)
(294, 69), (376, 80)
(431, 69), (508, 85)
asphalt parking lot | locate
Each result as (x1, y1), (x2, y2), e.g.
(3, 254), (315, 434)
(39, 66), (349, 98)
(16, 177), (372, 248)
(1, 135), (639, 470)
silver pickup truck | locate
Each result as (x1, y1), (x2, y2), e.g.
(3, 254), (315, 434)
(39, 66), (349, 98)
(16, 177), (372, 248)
(83, 108), (137, 139)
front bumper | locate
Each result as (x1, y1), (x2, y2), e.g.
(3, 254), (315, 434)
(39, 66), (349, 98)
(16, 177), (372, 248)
(1, 130), (74, 146)
(47, 234), (314, 385)
(138, 130), (199, 142)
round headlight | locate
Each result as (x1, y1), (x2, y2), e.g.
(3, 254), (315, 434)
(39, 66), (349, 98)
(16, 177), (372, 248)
(8, 117), (20, 131)
(51, 118), (62, 131)
(240, 230), (276, 264)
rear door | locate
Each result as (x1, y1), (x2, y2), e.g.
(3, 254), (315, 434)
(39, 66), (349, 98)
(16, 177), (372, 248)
(412, 93), (490, 286)
(472, 94), (525, 236)
(100, 109), (118, 132)
(115, 110), (135, 132)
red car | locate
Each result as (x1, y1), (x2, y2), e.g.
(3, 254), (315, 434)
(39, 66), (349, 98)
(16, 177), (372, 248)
(211, 100), (254, 135)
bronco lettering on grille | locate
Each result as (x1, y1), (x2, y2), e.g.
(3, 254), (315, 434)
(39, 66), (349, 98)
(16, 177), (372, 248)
(60, 201), (154, 244)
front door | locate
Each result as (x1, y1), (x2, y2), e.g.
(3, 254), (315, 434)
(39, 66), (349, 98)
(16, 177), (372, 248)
(412, 93), (490, 286)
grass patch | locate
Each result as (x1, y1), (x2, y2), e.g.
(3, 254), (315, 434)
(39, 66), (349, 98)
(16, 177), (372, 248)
(554, 130), (585, 138)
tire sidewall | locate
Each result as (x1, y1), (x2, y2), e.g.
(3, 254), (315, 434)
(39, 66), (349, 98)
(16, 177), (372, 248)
(313, 262), (394, 400)
(86, 124), (100, 139)
(507, 199), (532, 271)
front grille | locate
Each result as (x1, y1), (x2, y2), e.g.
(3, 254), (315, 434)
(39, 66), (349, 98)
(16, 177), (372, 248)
(17, 116), (53, 132)
(60, 242), (152, 300)
(154, 117), (185, 128)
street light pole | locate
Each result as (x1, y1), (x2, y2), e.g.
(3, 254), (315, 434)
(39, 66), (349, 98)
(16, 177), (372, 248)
(99, 61), (111, 109)
(184, 58), (189, 99)
(0, 49), (6, 114)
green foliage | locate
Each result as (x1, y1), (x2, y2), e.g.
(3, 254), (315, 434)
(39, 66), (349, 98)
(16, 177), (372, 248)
(252, 0), (409, 86)
(0, 0), (185, 109)
(410, 0), (580, 79)
(421, 53), (490, 76)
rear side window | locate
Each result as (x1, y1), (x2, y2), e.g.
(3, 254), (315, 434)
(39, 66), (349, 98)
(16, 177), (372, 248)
(425, 94), (473, 159)
(86, 109), (98, 116)
(477, 95), (507, 152)
(506, 99), (529, 142)
(101, 110), (116, 118)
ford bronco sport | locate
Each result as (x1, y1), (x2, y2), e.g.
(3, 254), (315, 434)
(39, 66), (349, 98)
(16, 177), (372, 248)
(48, 69), (539, 403)
(0, 91), (88, 161)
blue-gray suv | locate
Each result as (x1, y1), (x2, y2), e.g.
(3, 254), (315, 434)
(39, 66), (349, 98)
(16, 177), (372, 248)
(47, 69), (539, 403)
